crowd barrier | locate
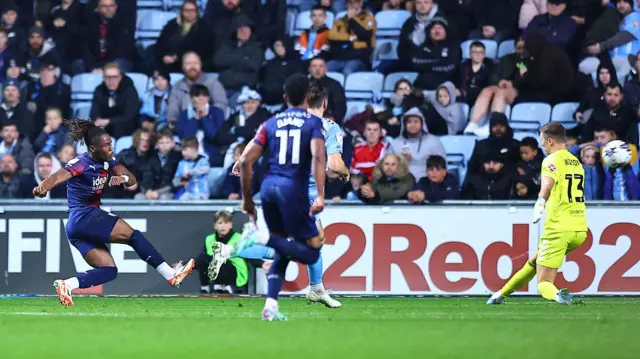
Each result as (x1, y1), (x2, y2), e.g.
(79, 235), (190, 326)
(0, 200), (638, 296)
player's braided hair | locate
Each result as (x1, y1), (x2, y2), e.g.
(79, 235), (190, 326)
(63, 118), (108, 147)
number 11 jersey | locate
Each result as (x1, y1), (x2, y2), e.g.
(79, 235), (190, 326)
(254, 108), (325, 184)
(541, 149), (588, 235)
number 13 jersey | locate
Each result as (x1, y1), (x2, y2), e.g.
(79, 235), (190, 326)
(541, 149), (588, 235)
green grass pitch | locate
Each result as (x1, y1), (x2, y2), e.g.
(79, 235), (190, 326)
(0, 297), (638, 359)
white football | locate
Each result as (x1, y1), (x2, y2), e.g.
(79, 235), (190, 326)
(602, 140), (632, 168)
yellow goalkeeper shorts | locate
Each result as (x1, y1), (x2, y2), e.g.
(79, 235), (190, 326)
(537, 231), (588, 269)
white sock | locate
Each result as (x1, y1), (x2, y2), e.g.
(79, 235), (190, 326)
(200, 285), (210, 293)
(265, 297), (278, 310)
(156, 262), (176, 280)
(491, 292), (503, 300)
(65, 277), (80, 292)
(310, 283), (325, 292)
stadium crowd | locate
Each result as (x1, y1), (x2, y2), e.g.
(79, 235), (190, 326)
(0, 0), (639, 202)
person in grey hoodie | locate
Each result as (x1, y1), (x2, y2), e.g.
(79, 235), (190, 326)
(389, 107), (446, 180)
(421, 81), (466, 135)
(166, 52), (228, 125)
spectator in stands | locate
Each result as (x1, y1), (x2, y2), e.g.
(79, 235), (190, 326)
(220, 87), (271, 143)
(173, 136), (210, 200)
(107, 129), (155, 199)
(407, 155), (459, 204)
(0, 28), (17, 83)
(0, 122), (34, 175)
(0, 153), (20, 198)
(193, 211), (248, 294)
(580, 144), (604, 200)
(359, 153), (415, 203)
(593, 126), (639, 167)
(519, 0), (547, 30)
(260, 36), (304, 105)
(19, 152), (66, 199)
(48, 0), (85, 67)
(513, 175), (538, 199)
(517, 136), (543, 183)
(350, 119), (388, 180)
(74, 0), (133, 74)
(581, 0), (637, 76)
(20, 26), (62, 81)
(1, 3), (25, 53)
(34, 107), (69, 154)
(140, 68), (171, 132)
(295, 5), (330, 61)
(24, 57), (71, 129)
(155, 0), (214, 74)
(222, 143), (245, 200)
(410, 18), (460, 90)
(458, 41), (495, 106)
(167, 52), (228, 124)
(576, 62), (615, 123)
(471, 0), (521, 43)
(251, 0), (287, 50)
(308, 57), (347, 123)
(583, 83), (639, 146)
(177, 84), (226, 167)
(1, 79), (37, 140)
(604, 161), (640, 200)
(205, 0), (254, 54)
(57, 144), (75, 166)
(418, 82), (466, 135)
(468, 112), (521, 175)
(326, 0), (377, 76)
(624, 51), (640, 108)
(376, 79), (410, 138)
(398, 0), (446, 70)
(526, 0), (577, 48)
(462, 152), (515, 200)
(389, 108), (446, 180)
(145, 130), (181, 200)
(89, 62), (139, 139)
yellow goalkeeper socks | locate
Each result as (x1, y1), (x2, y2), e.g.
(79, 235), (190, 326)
(500, 261), (536, 297)
(538, 280), (559, 301)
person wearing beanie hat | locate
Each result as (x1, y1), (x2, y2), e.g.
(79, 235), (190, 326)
(412, 17), (460, 90)
(218, 86), (271, 145)
(21, 25), (62, 82)
(526, 0), (576, 47)
(461, 147), (516, 200)
(467, 112), (522, 176)
(140, 68), (172, 131)
(0, 79), (37, 142)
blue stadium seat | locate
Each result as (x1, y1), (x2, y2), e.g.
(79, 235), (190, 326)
(461, 39), (498, 59)
(382, 72), (418, 98)
(440, 135), (477, 186)
(286, 8), (297, 36)
(169, 72), (184, 86)
(136, 1), (164, 10)
(375, 10), (411, 37)
(459, 103), (470, 121)
(115, 136), (133, 154)
(344, 72), (384, 101)
(71, 73), (103, 103)
(72, 104), (91, 119)
(293, 11), (334, 36)
(345, 101), (369, 122)
(510, 102), (552, 132)
(372, 39), (398, 61)
(551, 102), (580, 129)
(326, 71), (345, 86)
(136, 11), (176, 47)
(498, 40), (515, 58)
(128, 73), (150, 96)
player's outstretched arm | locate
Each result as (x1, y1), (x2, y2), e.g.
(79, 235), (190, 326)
(110, 164), (137, 187)
(33, 168), (73, 197)
(327, 153), (349, 182)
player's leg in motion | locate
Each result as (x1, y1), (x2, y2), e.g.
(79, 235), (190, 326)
(536, 232), (586, 304)
(207, 243), (275, 281)
(305, 219), (341, 308)
(487, 252), (538, 305)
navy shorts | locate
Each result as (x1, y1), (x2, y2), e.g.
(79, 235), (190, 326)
(260, 177), (318, 241)
(65, 207), (119, 257)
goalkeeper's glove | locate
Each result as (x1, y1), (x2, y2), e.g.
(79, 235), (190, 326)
(533, 197), (546, 223)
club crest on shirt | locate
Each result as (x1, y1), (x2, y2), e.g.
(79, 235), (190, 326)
(547, 164), (556, 172)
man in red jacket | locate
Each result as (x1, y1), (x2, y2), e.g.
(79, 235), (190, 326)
(350, 119), (388, 180)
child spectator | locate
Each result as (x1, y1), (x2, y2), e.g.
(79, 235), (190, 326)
(295, 5), (330, 61)
(34, 107), (69, 154)
(193, 211), (248, 294)
(516, 137), (543, 184)
(140, 69), (171, 132)
(176, 84), (226, 167)
(407, 155), (460, 204)
(57, 144), (76, 166)
(458, 41), (495, 106)
(173, 136), (211, 200)
(376, 79), (411, 138)
(139, 130), (181, 200)
(513, 175), (538, 200)
(358, 153), (415, 204)
(421, 82), (466, 135)
(580, 145), (604, 200)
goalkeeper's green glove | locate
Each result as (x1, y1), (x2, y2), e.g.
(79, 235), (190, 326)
(533, 197), (546, 224)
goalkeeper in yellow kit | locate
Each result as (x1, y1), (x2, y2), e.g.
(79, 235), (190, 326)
(487, 122), (587, 305)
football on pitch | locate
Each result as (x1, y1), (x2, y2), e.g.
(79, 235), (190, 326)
(602, 140), (632, 168)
